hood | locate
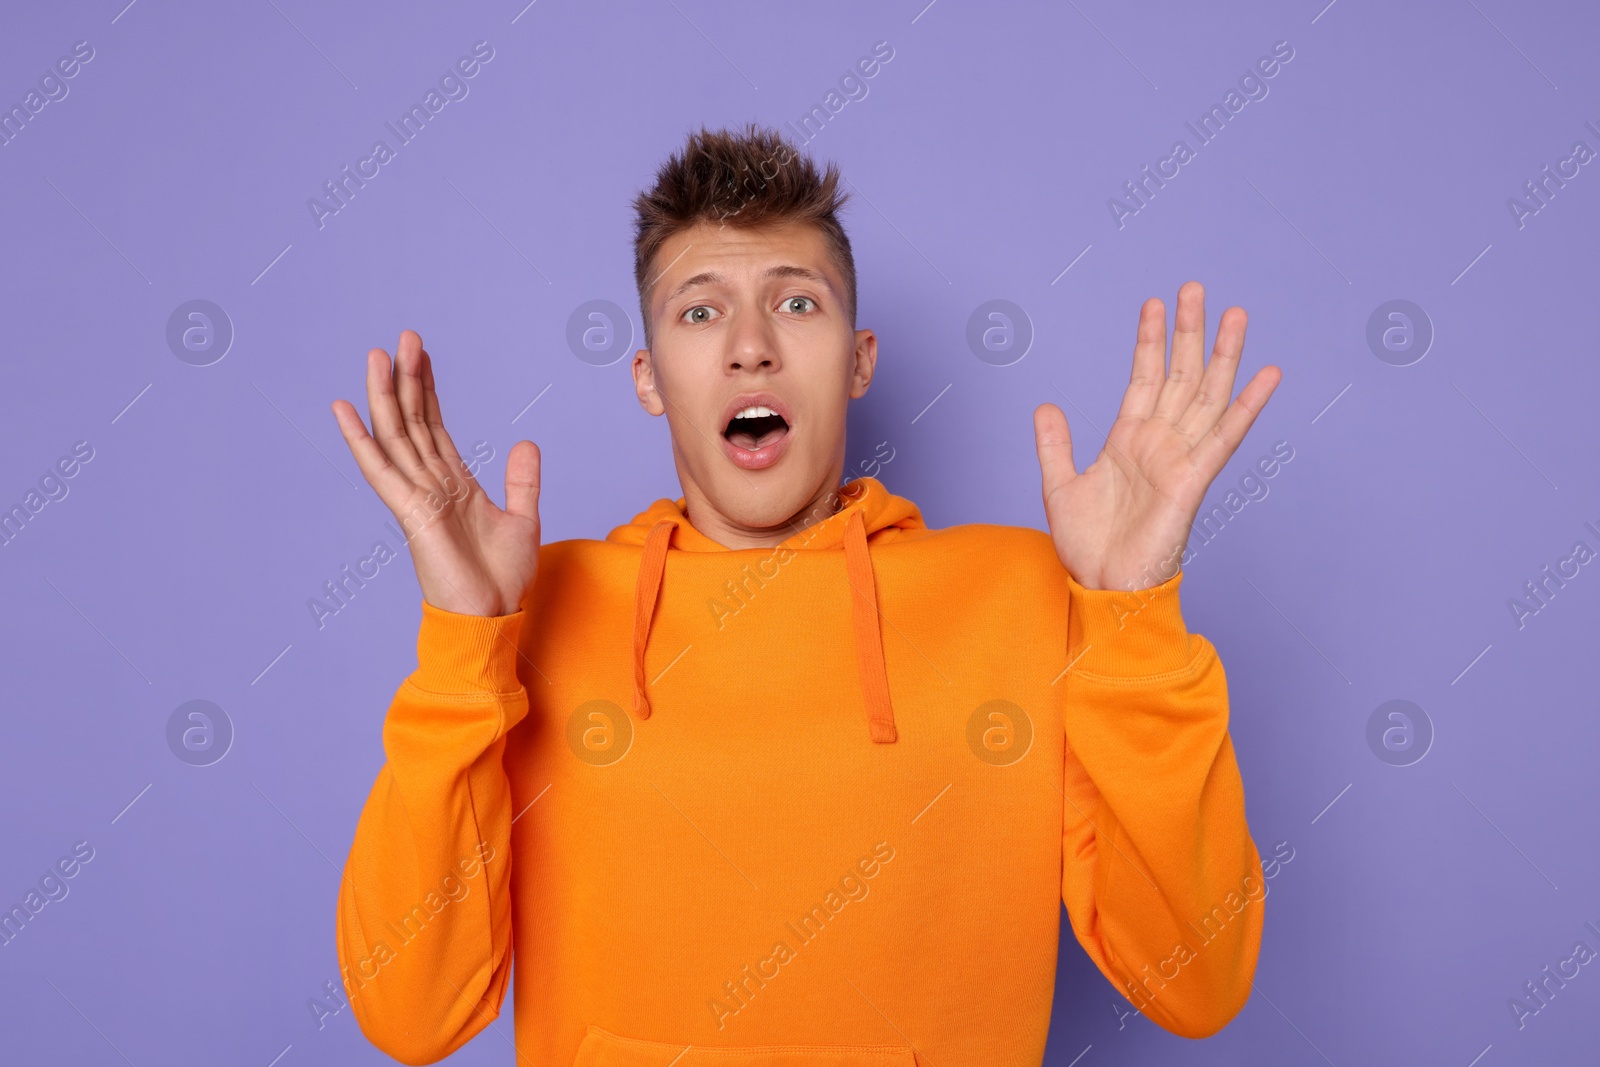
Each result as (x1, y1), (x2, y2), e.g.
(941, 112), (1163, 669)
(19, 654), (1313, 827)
(604, 476), (925, 744)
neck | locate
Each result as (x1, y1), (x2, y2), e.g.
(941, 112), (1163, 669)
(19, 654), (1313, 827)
(680, 468), (852, 550)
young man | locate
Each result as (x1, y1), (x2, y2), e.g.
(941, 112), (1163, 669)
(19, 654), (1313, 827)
(330, 125), (1281, 1066)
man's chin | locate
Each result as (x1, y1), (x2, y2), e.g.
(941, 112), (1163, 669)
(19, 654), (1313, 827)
(701, 466), (830, 535)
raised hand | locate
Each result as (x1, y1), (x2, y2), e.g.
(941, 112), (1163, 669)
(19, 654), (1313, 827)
(1033, 281), (1281, 592)
(331, 329), (542, 617)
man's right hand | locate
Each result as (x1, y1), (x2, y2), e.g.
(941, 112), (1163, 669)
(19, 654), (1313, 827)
(331, 329), (541, 618)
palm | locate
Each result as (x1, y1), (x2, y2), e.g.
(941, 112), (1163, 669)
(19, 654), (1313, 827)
(393, 457), (541, 617)
(332, 329), (542, 618)
(1034, 282), (1281, 592)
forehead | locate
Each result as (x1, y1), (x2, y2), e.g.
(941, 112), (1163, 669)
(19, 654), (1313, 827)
(648, 219), (838, 305)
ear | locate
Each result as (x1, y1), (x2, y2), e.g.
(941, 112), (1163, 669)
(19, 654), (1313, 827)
(849, 328), (878, 399)
(631, 347), (665, 415)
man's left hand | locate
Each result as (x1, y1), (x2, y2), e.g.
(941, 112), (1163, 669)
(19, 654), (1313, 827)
(1033, 280), (1282, 592)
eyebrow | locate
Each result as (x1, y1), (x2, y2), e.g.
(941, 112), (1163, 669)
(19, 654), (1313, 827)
(661, 264), (831, 306)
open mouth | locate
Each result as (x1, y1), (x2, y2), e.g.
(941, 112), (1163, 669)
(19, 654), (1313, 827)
(721, 403), (792, 470)
(723, 406), (790, 451)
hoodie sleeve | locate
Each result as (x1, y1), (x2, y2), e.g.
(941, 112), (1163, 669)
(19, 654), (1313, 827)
(335, 600), (529, 1065)
(1057, 565), (1264, 1038)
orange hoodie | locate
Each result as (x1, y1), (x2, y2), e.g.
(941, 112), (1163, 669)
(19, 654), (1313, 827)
(336, 476), (1264, 1066)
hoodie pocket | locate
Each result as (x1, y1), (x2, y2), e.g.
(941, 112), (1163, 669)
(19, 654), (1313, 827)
(572, 1025), (918, 1066)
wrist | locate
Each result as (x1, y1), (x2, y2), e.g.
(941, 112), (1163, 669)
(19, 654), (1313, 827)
(421, 594), (506, 617)
(1071, 542), (1187, 592)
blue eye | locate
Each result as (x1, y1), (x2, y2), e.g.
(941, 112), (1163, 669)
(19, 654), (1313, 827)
(783, 297), (816, 314)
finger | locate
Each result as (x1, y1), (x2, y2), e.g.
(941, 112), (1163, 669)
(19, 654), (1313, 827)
(330, 398), (417, 508)
(1176, 305), (1248, 440)
(1189, 365), (1283, 479)
(1033, 403), (1077, 503)
(504, 439), (542, 522)
(1152, 280), (1206, 421)
(394, 329), (444, 468)
(1116, 297), (1167, 420)
(419, 347), (473, 489)
(365, 346), (427, 477)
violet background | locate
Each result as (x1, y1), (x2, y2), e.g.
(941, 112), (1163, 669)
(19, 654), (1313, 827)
(2, 1), (1598, 1064)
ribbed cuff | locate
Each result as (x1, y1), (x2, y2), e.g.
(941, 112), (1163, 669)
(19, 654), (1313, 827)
(1063, 565), (1198, 678)
(410, 599), (527, 696)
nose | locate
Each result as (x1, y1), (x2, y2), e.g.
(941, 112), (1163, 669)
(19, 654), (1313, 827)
(726, 305), (781, 374)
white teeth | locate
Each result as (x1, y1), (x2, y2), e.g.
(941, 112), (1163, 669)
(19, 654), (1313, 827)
(732, 405), (778, 420)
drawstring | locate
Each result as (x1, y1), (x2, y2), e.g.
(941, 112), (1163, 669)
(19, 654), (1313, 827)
(632, 518), (677, 721)
(627, 505), (899, 744)
(844, 508), (898, 743)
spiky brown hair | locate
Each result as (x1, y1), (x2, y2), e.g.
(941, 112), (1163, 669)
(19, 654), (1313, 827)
(631, 123), (855, 347)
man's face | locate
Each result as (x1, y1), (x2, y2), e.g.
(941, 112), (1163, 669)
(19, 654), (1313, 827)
(631, 218), (876, 547)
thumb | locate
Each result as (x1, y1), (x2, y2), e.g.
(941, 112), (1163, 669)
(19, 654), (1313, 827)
(504, 440), (541, 521)
(1033, 403), (1077, 500)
